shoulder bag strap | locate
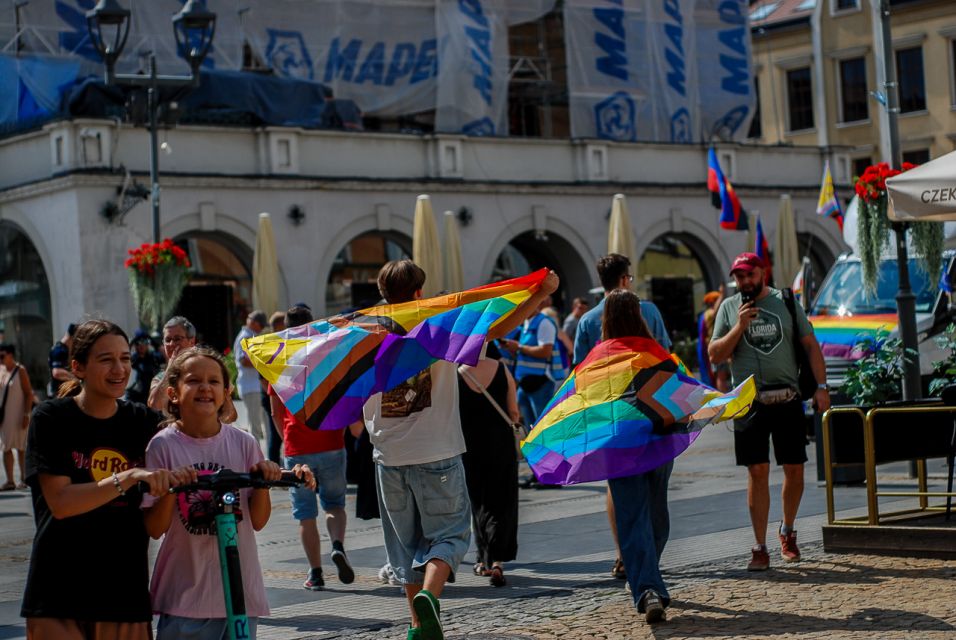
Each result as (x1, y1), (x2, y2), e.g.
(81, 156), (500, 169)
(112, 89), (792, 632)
(458, 365), (517, 428)
(782, 288), (802, 346)
(0, 365), (20, 416)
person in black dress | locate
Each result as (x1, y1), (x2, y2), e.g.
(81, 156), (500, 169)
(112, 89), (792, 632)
(457, 342), (520, 587)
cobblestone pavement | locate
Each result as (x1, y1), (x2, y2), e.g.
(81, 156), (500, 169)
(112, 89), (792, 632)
(338, 543), (956, 640)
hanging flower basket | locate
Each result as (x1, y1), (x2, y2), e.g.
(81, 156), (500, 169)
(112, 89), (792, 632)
(854, 162), (942, 295)
(124, 239), (191, 330)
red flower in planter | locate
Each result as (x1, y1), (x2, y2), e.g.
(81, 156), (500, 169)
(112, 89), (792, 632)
(124, 238), (191, 274)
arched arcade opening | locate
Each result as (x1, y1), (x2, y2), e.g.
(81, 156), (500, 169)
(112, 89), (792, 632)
(0, 222), (53, 394)
(326, 231), (412, 315)
(490, 230), (592, 313)
(637, 232), (722, 364)
(172, 232), (253, 352)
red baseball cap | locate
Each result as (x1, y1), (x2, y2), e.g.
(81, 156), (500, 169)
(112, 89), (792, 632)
(729, 252), (765, 275)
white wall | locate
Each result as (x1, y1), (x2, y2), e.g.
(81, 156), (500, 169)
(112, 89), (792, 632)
(0, 121), (847, 337)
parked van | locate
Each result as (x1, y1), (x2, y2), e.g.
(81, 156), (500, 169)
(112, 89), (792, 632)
(808, 251), (956, 389)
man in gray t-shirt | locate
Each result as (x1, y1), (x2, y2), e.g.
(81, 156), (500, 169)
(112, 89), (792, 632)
(710, 252), (829, 573)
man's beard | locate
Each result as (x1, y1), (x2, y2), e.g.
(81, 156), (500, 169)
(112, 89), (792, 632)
(740, 282), (763, 296)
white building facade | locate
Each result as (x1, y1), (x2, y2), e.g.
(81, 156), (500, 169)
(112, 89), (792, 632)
(0, 119), (848, 387)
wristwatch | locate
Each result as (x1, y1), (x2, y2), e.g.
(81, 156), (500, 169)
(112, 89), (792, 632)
(817, 383), (829, 391)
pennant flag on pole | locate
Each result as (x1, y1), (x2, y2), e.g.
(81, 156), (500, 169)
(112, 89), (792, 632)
(708, 147), (749, 231)
(521, 337), (756, 485)
(243, 270), (549, 431)
(816, 160), (844, 231)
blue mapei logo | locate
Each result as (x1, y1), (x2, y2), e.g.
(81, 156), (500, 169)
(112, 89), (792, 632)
(462, 117), (495, 136)
(670, 107), (691, 143)
(266, 30), (314, 81)
(713, 105), (750, 137)
(594, 92), (636, 141)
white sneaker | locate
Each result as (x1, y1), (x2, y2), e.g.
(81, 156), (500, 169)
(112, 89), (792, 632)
(377, 564), (401, 586)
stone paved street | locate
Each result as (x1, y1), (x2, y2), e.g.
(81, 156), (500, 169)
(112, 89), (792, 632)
(340, 544), (956, 640)
(0, 424), (954, 639)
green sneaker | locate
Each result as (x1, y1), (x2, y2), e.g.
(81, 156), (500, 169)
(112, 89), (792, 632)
(407, 626), (422, 640)
(412, 589), (443, 640)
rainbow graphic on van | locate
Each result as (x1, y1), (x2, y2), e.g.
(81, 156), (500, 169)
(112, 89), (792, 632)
(808, 313), (898, 360)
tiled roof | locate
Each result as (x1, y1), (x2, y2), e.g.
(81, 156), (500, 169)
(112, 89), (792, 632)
(749, 0), (815, 28)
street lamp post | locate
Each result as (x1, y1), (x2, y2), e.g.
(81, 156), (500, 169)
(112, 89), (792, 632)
(85, 0), (216, 244)
(877, 0), (921, 402)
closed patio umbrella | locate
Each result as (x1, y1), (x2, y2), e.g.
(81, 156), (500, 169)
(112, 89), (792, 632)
(252, 212), (279, 317)
(413, 195), (443, 297)
(746, 211), (758, 260)
(775, 194), (801, 288)
(608, 193), (636, 259)
(887, 150), (956, 222)
(443, 210), (464, 292)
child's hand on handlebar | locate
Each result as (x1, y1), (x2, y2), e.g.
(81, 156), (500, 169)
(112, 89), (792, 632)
(291, 464), (316, 490)
(170, 465), (198, 488)
(250, 460), (282, 483)
(132, 468), (176, 497)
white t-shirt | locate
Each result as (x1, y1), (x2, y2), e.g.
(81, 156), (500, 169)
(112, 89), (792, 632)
(233, 326), (260, 396)
(362, 360), (466, 467)
(525, 316), (557, 346)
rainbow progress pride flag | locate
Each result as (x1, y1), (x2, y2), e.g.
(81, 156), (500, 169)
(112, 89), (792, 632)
(521, 337), (756, 486)
(243, 270), (548, 430)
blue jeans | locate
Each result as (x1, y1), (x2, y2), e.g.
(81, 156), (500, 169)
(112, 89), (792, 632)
(284, 449), (348, 519)
(608, 461), (673, 612)
(517, 379), (555, 427)
(376, 456), (472, 585)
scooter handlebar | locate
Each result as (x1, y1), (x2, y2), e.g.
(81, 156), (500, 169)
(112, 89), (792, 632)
(166, 468), (306, 494)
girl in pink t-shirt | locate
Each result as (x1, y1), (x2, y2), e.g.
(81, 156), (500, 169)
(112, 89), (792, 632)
(143, 347), (314, 639)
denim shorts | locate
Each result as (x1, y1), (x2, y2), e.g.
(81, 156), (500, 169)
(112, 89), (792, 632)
(284, 449), (347, 520)
(376, 456), (472, 585)
(157, 614), (258, 640)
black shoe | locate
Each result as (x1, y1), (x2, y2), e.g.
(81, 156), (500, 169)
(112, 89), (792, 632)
(642, 590), (665, 624)
(303, 567), (324, 591)
(331, 548), (355, 584)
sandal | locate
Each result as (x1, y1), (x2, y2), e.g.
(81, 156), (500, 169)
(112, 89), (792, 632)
(473, 563), (489, 577)
(15, 482), (27, 490)
(489, 565), (506, 587)
(612, 558), (627, 580)
(0, 482), (14, 491)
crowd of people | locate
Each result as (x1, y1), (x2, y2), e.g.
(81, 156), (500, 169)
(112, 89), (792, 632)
(10, 249), (831, 640)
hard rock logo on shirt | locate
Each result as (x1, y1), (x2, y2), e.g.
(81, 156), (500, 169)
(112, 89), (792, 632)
(72, 448), (136, 482)
(178, 463), (243, 536)
(744, 309), (784, 356)
(381, 370), (433, 418)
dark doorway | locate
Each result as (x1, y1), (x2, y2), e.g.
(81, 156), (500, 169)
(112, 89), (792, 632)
(491, 231), (591, 314)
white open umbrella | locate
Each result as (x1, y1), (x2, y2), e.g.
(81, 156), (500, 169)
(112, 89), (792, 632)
(413, 195), (443, 297)
(443, 210), (464, 292)
(608, 193), (636, 259)
(888, 150), (956, 222)
(252, 212), (279, 316)
(775, 194), (801, 287)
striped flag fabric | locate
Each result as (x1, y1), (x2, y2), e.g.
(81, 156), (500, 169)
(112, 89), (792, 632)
(816, 160), (844, 230)
(708, 147), (749, 231)
(521, 337), (756, 486)
(243, 270), (549, 430)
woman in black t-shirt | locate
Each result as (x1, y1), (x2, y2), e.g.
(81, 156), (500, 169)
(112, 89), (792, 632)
(21, 320), (188, 639)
